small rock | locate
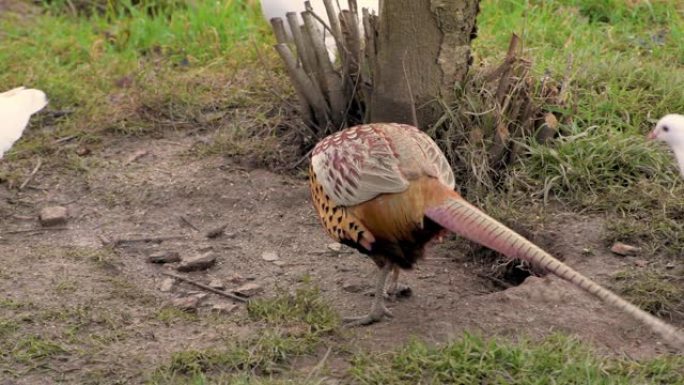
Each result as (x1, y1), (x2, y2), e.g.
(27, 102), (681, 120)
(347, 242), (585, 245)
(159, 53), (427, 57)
(666, 262), (675, 270)
(39, 206), (68, 227)
(208, 279), (224, 289)
(75, 146), (91, 156)
(342, 279), (367, 293)
(177, 252), (217, 272)
(273, 260), (287, 267)
(610, 242), (641, 256)
(327, 243), (342, 252)
(147, 251), (181, 264)
(211, 303), (237, 314)
(261, 251), (279, 262)
(171, 295), (201, 312)
(205, 224), (228, 239)
(227, 272), (247, 284)
(233, 282), (263, 297)
(159, 278), (174, 292)
(634, 259), (649, 268)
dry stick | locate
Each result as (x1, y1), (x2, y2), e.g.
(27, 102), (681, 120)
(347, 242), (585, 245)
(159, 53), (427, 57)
(402, 50), (418, 128)
(275, 43), (330, 125)
(4, 227), (68, 235)
(341, 10), (361, 77)
(252, 39), (315, 131)
(54, 135), (77, 144)
(361, 7), (376, 121)
(179, 215), (200, 232)
(287, 12), (315, 76)
(322, 0), (345, 58)
(495, 33), (521, 104)
(305, 346), (332, 382)
(19, 158), (42, 190)
(302, 11), (345, 128)
(161, 271), (249, 303)
(476, 272), (513, 290)
(110, 235), (186, 247)
(269, 17), (289, 45)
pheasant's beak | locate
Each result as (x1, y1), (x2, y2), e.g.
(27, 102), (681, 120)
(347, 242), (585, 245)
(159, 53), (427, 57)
(647, 130), (657, 140)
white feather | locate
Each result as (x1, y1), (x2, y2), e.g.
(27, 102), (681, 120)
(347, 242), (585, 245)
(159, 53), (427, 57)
(0, 87), (48, 159)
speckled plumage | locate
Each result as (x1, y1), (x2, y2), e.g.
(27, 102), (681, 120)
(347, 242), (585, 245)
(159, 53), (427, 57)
(309, 123), (453, 268)
(307, 123), (684, 347)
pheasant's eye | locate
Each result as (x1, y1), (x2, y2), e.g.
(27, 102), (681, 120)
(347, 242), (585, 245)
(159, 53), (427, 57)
(663, 125), (669, 132)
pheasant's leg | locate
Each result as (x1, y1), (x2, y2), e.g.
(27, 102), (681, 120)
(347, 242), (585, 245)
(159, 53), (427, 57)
(343, 264), (393, 327)
(384, 266), (412, 300)
(384, 266), (400, 298)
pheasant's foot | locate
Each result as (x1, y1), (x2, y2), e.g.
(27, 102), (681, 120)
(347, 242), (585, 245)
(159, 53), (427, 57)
(384, 283), (413, 301)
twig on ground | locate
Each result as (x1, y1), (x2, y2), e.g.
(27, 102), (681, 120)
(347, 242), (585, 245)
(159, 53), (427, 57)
(161, 271), (249, 303)
(476, 272), (513, 289)
(205, 224), (228, 239)
(4, 227), (68, 235)
(179, 215), (200, 232)
(19, 158), (43, 190)
(108, 235), (186, 247)
(305, 346), (332, 382)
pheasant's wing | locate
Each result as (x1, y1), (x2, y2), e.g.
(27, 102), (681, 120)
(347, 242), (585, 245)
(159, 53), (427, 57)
(311, 123), (455, 206)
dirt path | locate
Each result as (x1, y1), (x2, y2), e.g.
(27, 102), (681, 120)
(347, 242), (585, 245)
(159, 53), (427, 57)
(0, 133), (676, 383)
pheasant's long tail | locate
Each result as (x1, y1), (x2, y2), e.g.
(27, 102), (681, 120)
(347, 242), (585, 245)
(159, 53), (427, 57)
(425, 195), (684, 350)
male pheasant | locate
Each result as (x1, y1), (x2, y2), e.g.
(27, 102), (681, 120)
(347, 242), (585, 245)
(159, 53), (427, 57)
(0, 87), (48, 159)
(309, 122), (684, 349)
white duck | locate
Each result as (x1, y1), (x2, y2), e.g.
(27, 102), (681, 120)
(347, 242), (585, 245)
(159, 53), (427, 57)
(0, 87), (48, 159)
(648, 113), (684, 177)
(259, 0), (377, 59)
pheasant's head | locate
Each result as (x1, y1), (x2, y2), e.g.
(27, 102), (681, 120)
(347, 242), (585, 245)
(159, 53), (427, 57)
(648, 114), (684, 147)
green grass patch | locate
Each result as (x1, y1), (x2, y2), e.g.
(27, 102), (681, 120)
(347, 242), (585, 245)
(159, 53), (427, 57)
(247, 282), (339, 334)
(0, 0), (276, 166)
(9, 335), (68, 364)
(612, 267), (684, 319)
(152, 281), (338, 383)
(350, 333), (684, 384)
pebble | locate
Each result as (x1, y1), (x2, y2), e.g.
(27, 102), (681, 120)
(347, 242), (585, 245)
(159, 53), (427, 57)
(39, 206), (68, 226)
(147, 251), (181, 264)
(610, 242), (641, 256)
(233, 283), (263, 297)
(177, 252), (217, 272)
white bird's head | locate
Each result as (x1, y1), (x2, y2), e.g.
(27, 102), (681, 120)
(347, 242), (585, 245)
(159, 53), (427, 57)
(648, 114), (684, 146)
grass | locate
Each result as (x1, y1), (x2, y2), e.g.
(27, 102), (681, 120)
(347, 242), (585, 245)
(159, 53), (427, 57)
(350, 333), (684, 385)
(3, 0), (684, 383)
(612, 267), (684, 319)
(150, 282), (339, 383)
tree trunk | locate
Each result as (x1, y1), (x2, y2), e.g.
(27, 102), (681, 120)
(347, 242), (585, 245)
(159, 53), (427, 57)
(369, 0), (480, 127)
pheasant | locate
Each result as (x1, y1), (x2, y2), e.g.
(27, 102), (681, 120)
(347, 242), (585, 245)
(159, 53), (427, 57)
(309, 122), (684, 348)
(0, 87), (48, 159)
(648, 113), (684, 177)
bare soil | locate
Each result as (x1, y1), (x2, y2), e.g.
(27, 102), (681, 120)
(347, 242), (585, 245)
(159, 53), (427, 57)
(0, 131), (678, 383)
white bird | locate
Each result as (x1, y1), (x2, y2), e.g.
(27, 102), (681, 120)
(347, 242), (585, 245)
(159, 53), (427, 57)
(0, 87), (48, 159)
(648, 113), (684, 177)
(259, 0), (377, 59)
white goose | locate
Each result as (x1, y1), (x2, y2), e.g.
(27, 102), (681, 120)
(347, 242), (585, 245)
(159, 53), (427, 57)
(0, 87), (48, 159)
(648, 114), (684, 177)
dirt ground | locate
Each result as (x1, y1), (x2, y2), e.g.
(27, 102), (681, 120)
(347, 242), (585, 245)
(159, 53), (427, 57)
(0, 131), (679, 383)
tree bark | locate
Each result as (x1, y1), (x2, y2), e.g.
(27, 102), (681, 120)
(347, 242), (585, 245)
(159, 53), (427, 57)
(369, 0), (480, 128)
